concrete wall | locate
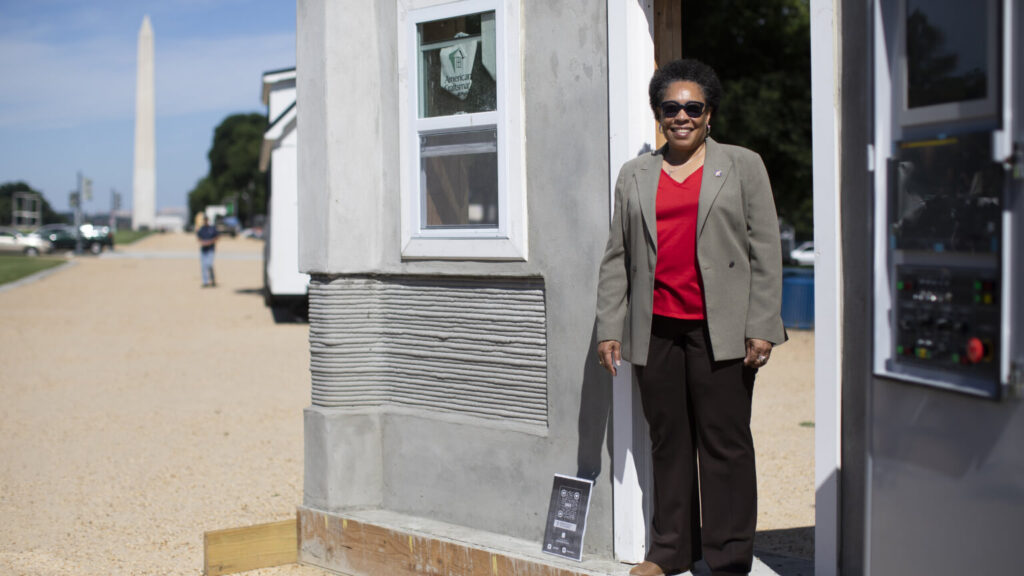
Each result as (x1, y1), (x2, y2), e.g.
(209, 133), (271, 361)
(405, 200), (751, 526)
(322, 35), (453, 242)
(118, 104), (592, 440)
(297, 0), (615, 554)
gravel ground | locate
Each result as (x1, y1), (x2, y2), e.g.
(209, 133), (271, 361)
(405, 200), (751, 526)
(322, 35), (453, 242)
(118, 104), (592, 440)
(750, 328), (816, 559)
(0, 232), (814, 575)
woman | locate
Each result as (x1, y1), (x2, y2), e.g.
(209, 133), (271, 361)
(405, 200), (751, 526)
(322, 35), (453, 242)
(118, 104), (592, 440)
(596, 59), (786, 576)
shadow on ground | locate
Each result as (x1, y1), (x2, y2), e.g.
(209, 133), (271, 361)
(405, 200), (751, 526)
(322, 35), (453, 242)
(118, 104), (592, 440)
(234, 287), (309, 324)
(754, 526), (814, 575)
(755, 526), (813, 559)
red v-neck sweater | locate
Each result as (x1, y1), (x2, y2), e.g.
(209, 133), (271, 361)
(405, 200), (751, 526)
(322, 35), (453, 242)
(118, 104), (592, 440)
(653, 167), (706, 319)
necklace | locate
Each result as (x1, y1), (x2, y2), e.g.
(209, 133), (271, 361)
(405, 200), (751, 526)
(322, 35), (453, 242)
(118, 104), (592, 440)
(663, 145), (706, 175)
(663, 162), (690, 175)
(663, 150), (705, 176)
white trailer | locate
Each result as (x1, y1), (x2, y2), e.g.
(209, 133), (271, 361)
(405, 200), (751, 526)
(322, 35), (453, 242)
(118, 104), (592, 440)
(259, 67), (309, 312)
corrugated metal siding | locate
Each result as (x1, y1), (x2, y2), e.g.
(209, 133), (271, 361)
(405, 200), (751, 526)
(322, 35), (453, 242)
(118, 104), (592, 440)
(308, 276), (548, 426)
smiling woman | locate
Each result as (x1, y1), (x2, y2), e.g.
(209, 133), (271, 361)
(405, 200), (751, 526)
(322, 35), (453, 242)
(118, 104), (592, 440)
(597, 59), (787, 576)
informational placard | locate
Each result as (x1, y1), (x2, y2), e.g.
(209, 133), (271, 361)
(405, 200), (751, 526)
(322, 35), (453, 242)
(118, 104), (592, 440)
(541, 474), (593, 561)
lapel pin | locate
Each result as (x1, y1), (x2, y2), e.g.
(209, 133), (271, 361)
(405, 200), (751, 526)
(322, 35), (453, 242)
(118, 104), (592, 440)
(714, 169), (722, 177)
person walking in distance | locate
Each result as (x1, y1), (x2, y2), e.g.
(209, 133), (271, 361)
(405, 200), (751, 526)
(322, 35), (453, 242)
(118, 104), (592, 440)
(197, 215), (218, 287)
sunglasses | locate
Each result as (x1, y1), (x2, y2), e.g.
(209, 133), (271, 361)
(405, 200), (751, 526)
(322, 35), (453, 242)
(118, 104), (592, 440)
(659, 100), (706, 119)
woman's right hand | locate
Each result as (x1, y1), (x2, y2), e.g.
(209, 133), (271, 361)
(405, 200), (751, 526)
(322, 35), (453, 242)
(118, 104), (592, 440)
(597, 340), (622, 376)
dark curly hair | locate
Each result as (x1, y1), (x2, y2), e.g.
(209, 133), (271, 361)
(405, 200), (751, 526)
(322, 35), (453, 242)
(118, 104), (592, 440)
(648, 59), (723, 119)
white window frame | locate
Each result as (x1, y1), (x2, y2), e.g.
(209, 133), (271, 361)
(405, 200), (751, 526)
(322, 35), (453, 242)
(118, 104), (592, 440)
(398, 0), (526, 260)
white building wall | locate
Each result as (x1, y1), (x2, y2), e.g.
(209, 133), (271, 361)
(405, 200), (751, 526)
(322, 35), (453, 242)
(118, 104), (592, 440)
(267, 127), (309, 298)
(268, 82), (296, 120)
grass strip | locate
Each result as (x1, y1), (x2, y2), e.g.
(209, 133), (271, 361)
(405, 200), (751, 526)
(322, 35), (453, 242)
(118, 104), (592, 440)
(113, 229), (155, 245)
(0, 255), (66, 286)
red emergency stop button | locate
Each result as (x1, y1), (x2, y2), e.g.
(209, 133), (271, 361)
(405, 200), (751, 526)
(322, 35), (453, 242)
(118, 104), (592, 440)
(966, 338), (985, 363)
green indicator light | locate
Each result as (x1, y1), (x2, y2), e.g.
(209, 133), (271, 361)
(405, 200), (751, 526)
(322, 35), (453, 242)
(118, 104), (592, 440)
(897, 281), (904, 290)
(974, 281), (982, 291)
(974, 294), (981, 303)
(897, 345), (904, 355)
(952, 353), (960, 363)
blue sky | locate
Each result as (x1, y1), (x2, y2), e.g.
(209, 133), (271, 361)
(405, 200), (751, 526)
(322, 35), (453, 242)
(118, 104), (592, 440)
(0, 0), (296, 215)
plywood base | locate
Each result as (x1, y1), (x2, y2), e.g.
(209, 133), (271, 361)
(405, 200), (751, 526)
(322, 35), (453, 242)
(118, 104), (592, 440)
(204, 517), (298, 576)
(297, 507), (625, 576)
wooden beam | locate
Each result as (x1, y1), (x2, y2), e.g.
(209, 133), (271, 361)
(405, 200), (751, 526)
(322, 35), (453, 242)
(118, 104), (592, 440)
(653, 0), (683, 149)
(653, 0), (683, 66)
(204, 518), (298, 576)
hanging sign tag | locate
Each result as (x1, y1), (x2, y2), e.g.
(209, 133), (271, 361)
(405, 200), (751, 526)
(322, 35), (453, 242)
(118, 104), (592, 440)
(440, 34), (478, 100)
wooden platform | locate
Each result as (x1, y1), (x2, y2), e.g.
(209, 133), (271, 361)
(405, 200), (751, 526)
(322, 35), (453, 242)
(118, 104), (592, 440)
(295, 508), (810, 576)
(297, 507), (625, 576)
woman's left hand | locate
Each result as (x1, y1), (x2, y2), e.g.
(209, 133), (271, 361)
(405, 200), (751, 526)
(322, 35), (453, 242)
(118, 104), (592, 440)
(743, 338), (773, 368)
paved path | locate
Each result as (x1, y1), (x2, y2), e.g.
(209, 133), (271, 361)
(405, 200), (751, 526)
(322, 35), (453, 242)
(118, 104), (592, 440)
(0, 232), (814, 575)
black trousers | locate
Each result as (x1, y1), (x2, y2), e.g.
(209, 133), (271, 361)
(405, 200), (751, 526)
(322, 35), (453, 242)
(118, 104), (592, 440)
(635, 316), (757, 575)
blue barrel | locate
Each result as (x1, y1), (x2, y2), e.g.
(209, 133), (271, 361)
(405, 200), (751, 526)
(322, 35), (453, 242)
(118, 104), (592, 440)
(781, 267), (814, 329)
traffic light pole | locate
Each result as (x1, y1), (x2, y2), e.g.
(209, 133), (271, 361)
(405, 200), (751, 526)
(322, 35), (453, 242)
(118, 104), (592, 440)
(74, 172), (84, 254)
(109, 189), (120, 233)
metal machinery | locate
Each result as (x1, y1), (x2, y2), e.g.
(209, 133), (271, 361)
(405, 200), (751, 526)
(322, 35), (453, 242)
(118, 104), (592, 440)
(853, 0), (1024, 573)
(875, 0), (1018, 399)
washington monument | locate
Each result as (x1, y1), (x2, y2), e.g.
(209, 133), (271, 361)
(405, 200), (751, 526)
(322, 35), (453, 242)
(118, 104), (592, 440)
(132, 15), (155, 230)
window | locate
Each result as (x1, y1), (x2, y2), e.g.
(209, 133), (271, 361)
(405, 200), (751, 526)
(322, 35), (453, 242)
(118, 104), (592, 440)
(898, 0), (1000, 127)
(399, 0), (525, 260)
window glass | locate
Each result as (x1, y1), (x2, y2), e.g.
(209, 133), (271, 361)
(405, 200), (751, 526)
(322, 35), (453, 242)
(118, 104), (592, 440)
(906, 0), (988, 108)
(891, 132), (1001, 253)
(418, 11), (496, 118)
(421, 128), (498, 228)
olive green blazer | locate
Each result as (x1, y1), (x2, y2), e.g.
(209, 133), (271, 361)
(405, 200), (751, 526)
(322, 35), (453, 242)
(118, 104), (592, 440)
(596, 138), (787, 365)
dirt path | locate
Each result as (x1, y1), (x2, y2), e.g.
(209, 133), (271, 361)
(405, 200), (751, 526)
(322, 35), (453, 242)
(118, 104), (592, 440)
(0, 232), (814, 574)
(751, 328), (816, 559)
(0, 233), (324, 575)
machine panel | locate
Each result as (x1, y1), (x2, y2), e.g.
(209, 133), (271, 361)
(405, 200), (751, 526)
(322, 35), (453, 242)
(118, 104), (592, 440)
(890, 133), (1002, 254)
(886, 132), (1005, 397)
(893, 266), (1000, 381)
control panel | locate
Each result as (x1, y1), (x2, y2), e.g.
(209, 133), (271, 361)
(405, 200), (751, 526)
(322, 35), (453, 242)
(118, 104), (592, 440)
(873, 0), (1015, 399)
(885, 132), (1005, 397)
(889, 132), (1002, 254)
(893, 266), (1000, 382)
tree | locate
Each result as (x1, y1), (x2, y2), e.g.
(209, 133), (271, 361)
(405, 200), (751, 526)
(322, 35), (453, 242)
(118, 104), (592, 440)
(681, 0), (813, 239)
(0, 181), (67, 227)
(187, 113), (267, 226)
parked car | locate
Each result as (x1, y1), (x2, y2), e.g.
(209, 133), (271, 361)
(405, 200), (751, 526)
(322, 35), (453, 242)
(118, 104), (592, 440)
(32, 224), (114, 254)
(0, 226), (52, 256)
(790, 241), (815, 266)
(215, 216), (241, 238)
(80, 224), (114, 253)
(30, 225), (75, 252)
